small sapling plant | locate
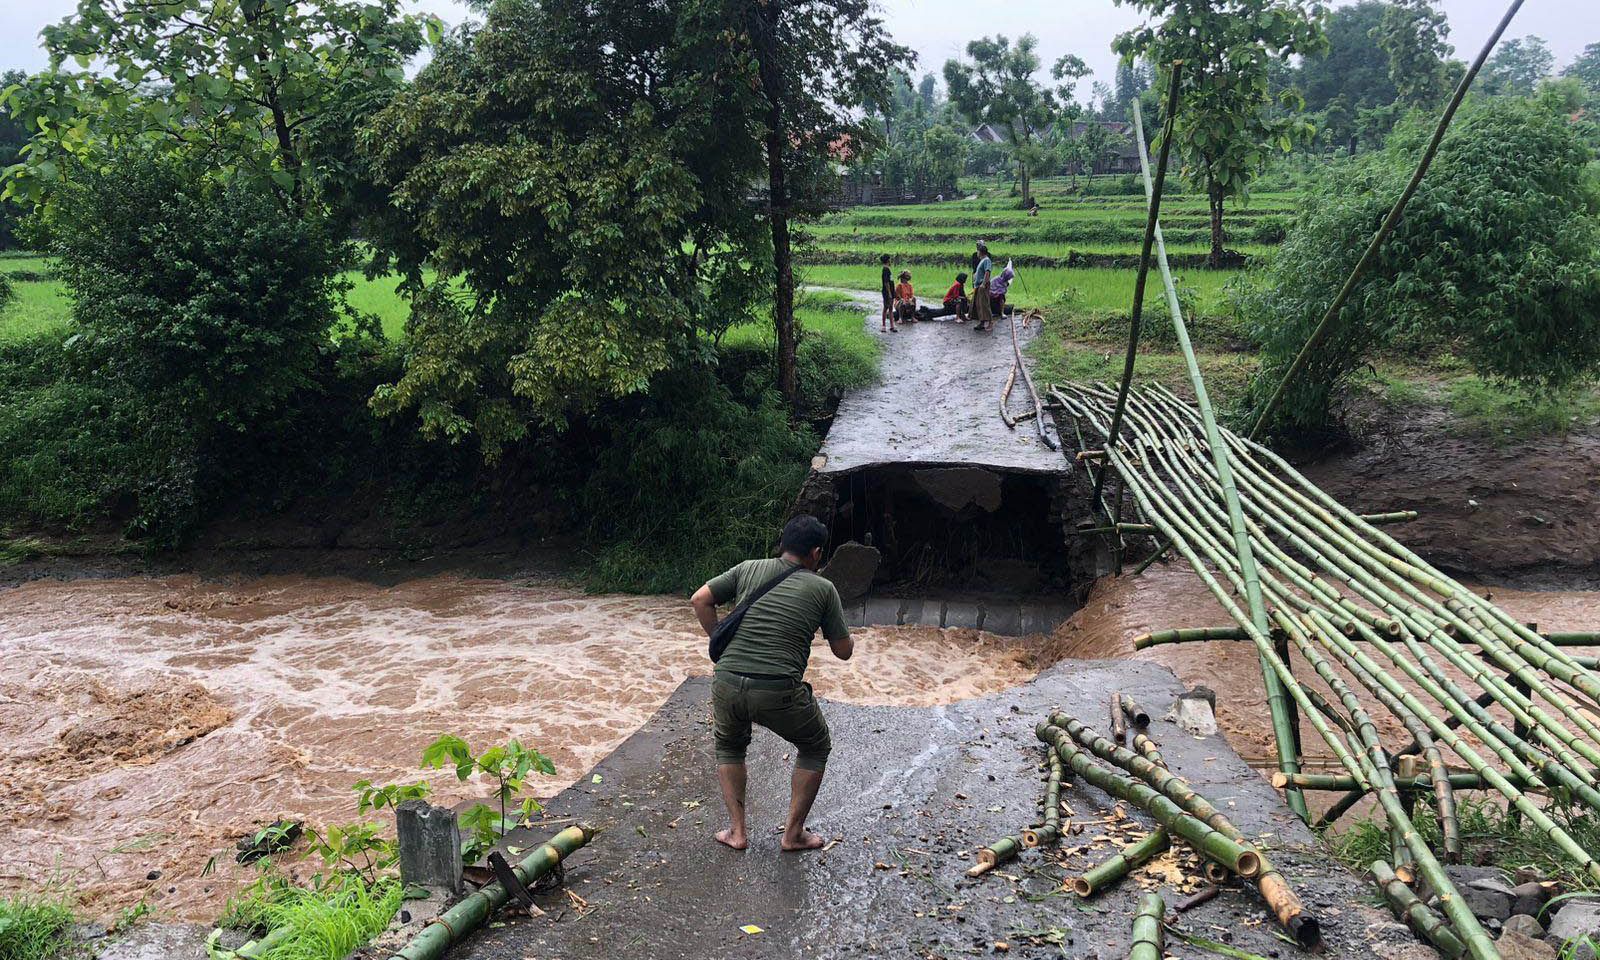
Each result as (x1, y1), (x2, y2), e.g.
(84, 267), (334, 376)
(421, 735), (556, 864)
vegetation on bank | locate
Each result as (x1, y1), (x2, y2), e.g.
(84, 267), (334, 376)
(0, 892), (80, 960)
(1331, 797), (1600, 895)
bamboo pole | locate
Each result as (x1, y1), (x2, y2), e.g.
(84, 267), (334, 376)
(391, 824), (596, 960)
(1371, 861), (1466, 960)
(967, 835), (1024, 877)
(1111, 693), (1128, 744)
(1135, 626), (1600, 652)
(1023, 752), (1066, 848)
(1127, 97), (1307, 821)
(1129, 892), (1166, 960)
(1120, 695), (1151, 729)
(1276, 771), (1550, 792)
(1095, 63), (1183, 504)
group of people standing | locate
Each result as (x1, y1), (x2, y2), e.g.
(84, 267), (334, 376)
(879, 240), (1012, 334)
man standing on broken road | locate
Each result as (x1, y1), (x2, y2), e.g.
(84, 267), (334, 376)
(690, 514), (854, 852)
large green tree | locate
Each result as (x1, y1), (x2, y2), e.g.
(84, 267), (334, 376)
(1115, 0), (1327, 266)
(360, 0), (768, 452)
(1482, 35), (1555, 96)
(1375, 0), (1454, 107)
(1566, 42), (1600, 93)
(0, 70), (26, 248)
(746, 0), (909, 409)
(1238, 96), (1600, 435)
(943, 36), (1086, 207)
(1299, 1), (1395, 114)
(2, 0), (428, 223)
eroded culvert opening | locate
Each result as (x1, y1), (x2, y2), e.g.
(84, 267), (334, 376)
(797, 464), (1106, 636)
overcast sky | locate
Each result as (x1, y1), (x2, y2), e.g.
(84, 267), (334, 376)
(3, 0), (1596, 102)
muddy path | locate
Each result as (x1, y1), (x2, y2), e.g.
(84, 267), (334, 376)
(0, 573), (1045, 921)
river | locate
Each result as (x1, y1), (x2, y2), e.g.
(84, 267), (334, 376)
(2, 568), (1594, 920)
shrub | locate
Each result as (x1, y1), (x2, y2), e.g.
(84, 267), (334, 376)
(0, 271), (12, 312)
(580, 365), (817, 593)
(1237, 98), (1600, 435)
(51, 158), (341, 429)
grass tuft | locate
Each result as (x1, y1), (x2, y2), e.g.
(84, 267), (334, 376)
(0, 892), (80, 960)
(218, 872), (403, 960)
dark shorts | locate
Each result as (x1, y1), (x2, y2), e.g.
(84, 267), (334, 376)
(712, 673), (832, 770)
(882, 289), (893, 308)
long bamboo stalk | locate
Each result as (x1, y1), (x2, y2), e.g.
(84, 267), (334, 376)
(391, 824), (596, 960)
(1036, 723), (1261, 878)
(1129, 892), (1165, 960)
(1276, 771), (1549, 792)
(1024, 752), (1066, 848)
(1371, 861), (1466, 960)
(1127, 99), (1307, 820)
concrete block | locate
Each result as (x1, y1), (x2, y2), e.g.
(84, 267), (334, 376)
(397, 799), (463, 895)
(819, 542), (880, 603)
(1165, 695), (1217, 737)
(1464, 877), (1517, 921)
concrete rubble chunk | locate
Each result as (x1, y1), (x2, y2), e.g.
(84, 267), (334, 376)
(1503, 915), (1545, 939)
(1165, 691), (1217, 737)
(819, 541), (881, 603)
(397, 798), (464, 895)
(1463, 877), (1517, 921)
(1511, 881), (1553, 919)
(1418, 865), (1503, 907)
(1496, 929), (1558, 960)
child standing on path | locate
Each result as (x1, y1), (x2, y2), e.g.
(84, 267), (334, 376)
(880, 254), (897, 333)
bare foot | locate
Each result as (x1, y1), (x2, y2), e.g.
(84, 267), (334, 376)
(715, 827), (748, 850)
(781, 829), (825, 852)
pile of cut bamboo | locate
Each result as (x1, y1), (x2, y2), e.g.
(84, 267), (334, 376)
(1054, 381), (1600, 960)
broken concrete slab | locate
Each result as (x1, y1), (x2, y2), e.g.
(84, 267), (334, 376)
(1166, 692), (1218, 737)
(454, 664), (1381, 960)
(819, 541), (880, 603)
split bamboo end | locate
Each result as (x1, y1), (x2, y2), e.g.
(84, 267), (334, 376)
(1070, 876), (1094, 897)
(1236, 850), (1262, 880)
(1203, 859), (1230, 883)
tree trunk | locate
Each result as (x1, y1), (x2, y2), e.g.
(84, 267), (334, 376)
(1207, 178), (1225, 268)
(750, 0), (799, 412)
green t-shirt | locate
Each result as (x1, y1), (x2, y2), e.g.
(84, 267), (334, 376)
(708, 558), (850, 682)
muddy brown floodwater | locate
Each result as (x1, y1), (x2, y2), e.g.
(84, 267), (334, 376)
(0, 573), (1043, 921)
(3, 568), (1594, 922)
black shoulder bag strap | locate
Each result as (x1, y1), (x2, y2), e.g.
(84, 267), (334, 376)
(708, 564), (807, 663)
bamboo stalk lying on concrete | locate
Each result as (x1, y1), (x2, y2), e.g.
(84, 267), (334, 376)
(391, 824), (597, 960)
(1129, 893), (1166, 960)
(1070, 829), (1170, 898)
(1023, 752), (1065, 848)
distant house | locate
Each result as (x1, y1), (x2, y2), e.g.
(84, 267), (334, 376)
(1063, 120), (1141, 175)
(970, 122), (1010, 144)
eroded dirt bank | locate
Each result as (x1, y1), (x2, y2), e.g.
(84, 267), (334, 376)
(0, 574), (1042, 920)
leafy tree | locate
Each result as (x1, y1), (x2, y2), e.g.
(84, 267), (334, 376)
(2, 0), (429, 223)
(921, 124), (969, 195)
(1482, 35), (1555, 97)
(360, 0), (768, 453)
(1237, 97), (1600, 435)
(1299, 1), (1396, 114)
(1375, 0), (1454, 106)
(1112, 59), (1151, 122)
(1565, 42), (1600, 93)
(744, 0), (909, 411)
(944, 36), (1085, 206)
(1115, 0), (1327, 266)
(0, 70), (26, 248)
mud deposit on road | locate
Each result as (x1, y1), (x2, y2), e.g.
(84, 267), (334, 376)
(0, 574), (1042, 920)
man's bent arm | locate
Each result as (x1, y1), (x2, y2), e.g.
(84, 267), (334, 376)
(827, 633), (854, 661)
(690, 584), (720, 638)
